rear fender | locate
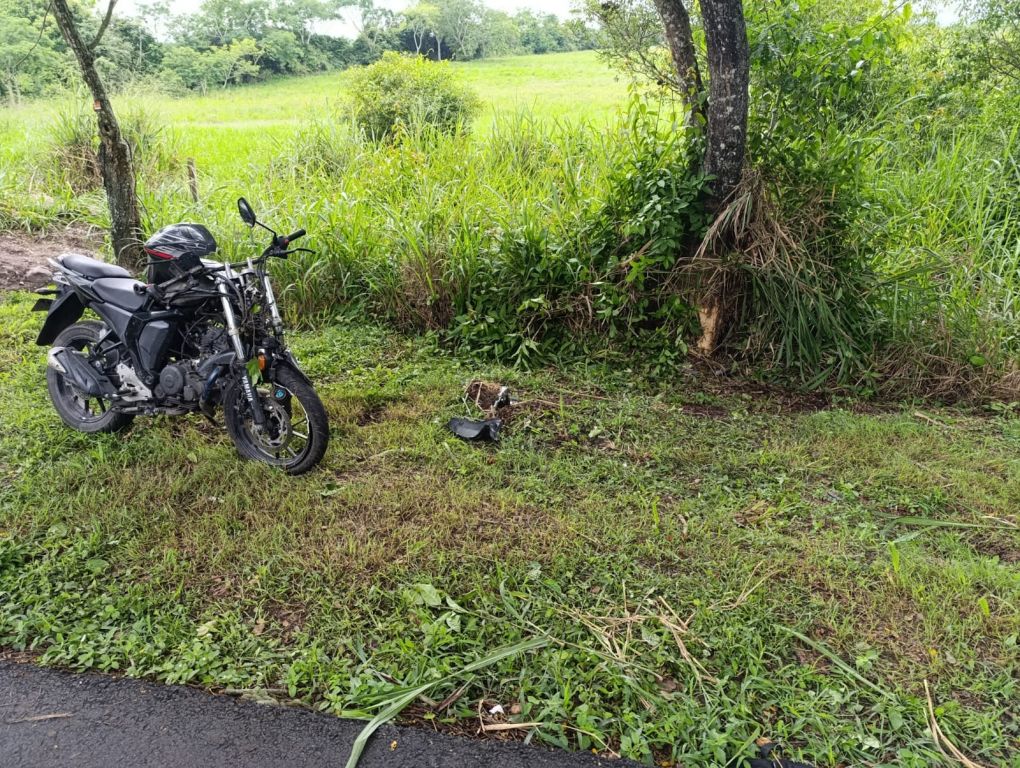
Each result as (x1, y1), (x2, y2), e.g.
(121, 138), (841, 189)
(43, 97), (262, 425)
(35, 289), (86, 346)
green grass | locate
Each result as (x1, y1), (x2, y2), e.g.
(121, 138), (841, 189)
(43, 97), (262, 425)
(1, 291), (1017, 766)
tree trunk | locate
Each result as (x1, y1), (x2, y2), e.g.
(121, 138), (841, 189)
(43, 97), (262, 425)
(700, 0), (750, 209)
(650, 0), (750, 354)
(651, 0), (703, 121)
(1, 76), (18, 106)
(50, 0), (143, 269)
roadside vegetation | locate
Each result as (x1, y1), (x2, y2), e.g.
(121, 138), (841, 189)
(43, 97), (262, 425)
(1, 0), (1020, 766)
(0, 0), (597, 102)
(4, 5), (1020, 397)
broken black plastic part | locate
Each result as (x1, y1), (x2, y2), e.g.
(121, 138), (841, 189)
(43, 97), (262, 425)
(743, 742), (815, 768)
(52, 348), (117, 397)
(492, 386), (512, 410)
(447, 417), (502, 442)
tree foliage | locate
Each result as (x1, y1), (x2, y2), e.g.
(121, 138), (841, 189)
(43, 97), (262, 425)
(964, 0), (1020, 81)
(0, 4), (63, 103)
(0, 0), (596, 99)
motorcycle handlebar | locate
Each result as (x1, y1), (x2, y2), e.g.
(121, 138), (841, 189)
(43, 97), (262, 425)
(279, 229), (305, 246)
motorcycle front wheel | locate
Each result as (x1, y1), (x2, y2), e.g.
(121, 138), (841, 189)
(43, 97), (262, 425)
(223, 366), (329, 475)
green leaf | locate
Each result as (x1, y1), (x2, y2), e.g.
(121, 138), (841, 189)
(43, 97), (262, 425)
(246, 357), (262, 383)
(85, 558), (108, 574)
(881, 514), (1012, 531)
(640, 624), (661, 648)
(411, 583), (442, 607)
(978, 596), (991, 617)
(196, 618), (217, 637)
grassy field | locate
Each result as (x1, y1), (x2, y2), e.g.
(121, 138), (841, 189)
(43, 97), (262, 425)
(1, 288), (1017, 766)
(0, 51), (626, 183)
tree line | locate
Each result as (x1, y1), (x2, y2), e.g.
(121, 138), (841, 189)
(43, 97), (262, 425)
(0, 0), (598, 101)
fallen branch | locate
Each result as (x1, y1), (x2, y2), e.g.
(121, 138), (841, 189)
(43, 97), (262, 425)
(480, 721), (543, 732)
(432, 683), (468, 713)
(5, 712), (72, 724)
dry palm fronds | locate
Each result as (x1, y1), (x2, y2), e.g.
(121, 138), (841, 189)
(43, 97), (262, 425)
(923, 680), (991, 768)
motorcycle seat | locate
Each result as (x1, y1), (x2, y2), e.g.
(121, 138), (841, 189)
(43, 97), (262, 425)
(59, 253), (132, 280)
(92, 277), (147, 311)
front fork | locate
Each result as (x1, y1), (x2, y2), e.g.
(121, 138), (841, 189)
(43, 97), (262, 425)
(261, 270), (285, 336)
(217, 267), (266, 427)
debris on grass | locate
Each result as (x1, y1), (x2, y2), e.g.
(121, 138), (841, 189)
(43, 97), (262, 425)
(465, 380), (512, 414)
(447, 416), (503, 442)
(343, 636), (549, 768)
(449, 380), (517, 441)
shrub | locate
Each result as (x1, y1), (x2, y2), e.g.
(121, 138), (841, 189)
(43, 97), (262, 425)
(348, 52), (480, 140)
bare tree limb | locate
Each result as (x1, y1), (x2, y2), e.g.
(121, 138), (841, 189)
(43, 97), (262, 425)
(90, 0), (118, 51)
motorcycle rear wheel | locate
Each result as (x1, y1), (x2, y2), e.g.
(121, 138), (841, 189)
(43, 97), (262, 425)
(223, 366), (328, 475)
(46, 321), (133, 434)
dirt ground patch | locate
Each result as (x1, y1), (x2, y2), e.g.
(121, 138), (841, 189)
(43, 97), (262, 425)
(0, 227), (102, 292)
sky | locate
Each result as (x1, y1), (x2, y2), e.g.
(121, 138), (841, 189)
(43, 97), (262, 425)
(118, 0), (962, 38)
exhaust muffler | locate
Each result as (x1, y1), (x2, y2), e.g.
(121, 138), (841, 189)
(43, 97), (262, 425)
(47, 347), (116, 398)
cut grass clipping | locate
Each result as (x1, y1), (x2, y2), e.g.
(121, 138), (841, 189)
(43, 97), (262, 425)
(345, 636), (549, 768)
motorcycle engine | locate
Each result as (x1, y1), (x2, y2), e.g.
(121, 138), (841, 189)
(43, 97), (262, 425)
(154, 322), (232, 404)
(156, 361), (204, 403)
(200, 326), (230, 357)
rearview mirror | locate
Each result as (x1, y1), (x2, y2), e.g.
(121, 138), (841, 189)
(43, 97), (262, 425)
(237, 197), (256, 227)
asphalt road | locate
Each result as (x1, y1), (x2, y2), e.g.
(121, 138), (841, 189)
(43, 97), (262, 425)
(0, 661), (639, 768)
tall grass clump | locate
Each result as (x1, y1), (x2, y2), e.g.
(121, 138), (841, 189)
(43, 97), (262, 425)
(270, 96), (710, 367)
(864, 95), (1020, 398)
(690, 167), (882, 389)
(47, 100), (182, 195)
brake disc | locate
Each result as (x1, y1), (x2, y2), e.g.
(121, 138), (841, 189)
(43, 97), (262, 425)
(251, 397), (293, 452)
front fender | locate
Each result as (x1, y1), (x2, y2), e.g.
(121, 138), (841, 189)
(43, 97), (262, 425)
(272, 352), (313, 388)
(35, 289), (85, 346)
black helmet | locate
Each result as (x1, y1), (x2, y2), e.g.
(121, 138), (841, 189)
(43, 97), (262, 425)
(144, 223), (217, 283)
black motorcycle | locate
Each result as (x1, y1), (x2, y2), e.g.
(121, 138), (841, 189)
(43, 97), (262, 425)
(32, 198), (328, 475)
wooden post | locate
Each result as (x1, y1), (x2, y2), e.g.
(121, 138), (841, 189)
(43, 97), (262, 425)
(187, 158), (198, 202)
